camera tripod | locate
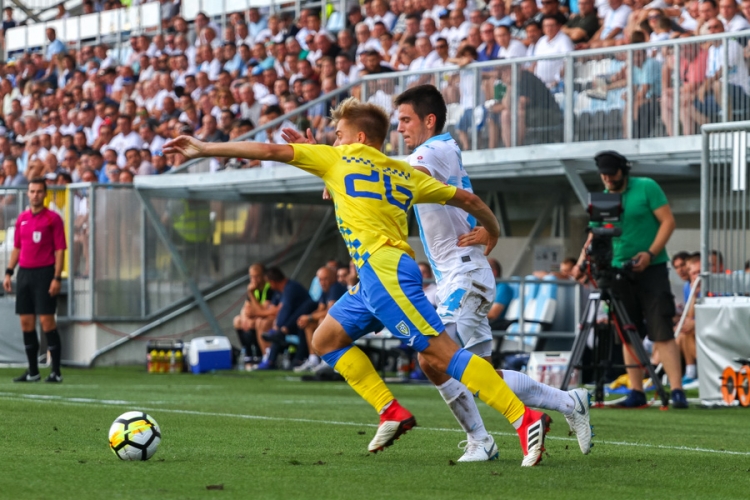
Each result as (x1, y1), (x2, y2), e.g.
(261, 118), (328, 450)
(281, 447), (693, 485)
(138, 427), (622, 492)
(560, 279), (670, 408)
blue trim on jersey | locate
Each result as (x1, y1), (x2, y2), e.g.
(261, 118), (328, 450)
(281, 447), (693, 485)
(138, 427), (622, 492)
(467, 215), (477, 229)
(447, 348), (474, 381)
(413, 207), (442, 281)
(461, 176), (472, 189)
(322, 346), (352, 367)
(421, 132), (454, 147)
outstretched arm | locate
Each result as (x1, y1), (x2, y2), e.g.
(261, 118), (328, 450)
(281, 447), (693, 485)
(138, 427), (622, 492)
(446, 189), (499, 255)
(163, 135), (295, 163)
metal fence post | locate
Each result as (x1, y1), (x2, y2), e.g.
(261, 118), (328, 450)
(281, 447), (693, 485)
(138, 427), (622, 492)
(700, 129), (710, 292)
(510, 62), (518, 148)
(564, 55), (574, 143)
(67, 187), (74, 318)
(471, 66), (479, 151)
(625, 49), (633, 140)
(89, 185), (96, 318)
(721, 39), (729, 122)
(140, 204), (147, 317)
(673, 44), (680, 137)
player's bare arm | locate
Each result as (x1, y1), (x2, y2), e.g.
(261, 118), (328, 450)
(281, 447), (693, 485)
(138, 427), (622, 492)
(3, 247), (19, 293)
(163, 136), (295, 163)
(446, 189), (499, 255)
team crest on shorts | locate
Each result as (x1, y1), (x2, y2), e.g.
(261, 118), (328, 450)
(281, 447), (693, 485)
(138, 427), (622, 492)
(395, 321), (410, 336)
(32, 231), (41, 243)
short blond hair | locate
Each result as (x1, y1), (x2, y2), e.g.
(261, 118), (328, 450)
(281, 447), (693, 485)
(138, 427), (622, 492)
(330, 97), (390, 147)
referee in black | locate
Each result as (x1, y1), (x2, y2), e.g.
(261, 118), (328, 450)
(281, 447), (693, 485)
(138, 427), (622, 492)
(3, 178), (67, 383)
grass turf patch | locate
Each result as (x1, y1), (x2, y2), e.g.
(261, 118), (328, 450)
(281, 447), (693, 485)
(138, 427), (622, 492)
(0, 366), (747, 500)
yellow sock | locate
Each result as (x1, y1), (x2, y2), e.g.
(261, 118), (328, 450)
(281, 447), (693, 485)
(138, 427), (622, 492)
(334, 346), (394, 413)
(459, 355), (525, 424)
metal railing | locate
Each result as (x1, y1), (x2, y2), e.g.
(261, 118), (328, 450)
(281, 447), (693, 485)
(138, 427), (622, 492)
(700, 121), (750, 296)
(167, 30), (750, 175)
(0, 184), (333, 322)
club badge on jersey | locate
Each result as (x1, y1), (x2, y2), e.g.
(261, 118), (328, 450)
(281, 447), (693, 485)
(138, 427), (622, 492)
(32, 231), (41, 243)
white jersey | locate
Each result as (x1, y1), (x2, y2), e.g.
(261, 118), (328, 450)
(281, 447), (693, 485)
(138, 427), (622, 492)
(409, 133), (490, 284)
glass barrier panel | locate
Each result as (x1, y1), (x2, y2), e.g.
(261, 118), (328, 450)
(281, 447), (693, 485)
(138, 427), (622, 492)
(142, 2), (162, 29)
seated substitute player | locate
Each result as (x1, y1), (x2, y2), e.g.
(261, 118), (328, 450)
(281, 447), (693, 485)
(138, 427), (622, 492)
(164, 97), (552, 467)
(233, 263), (279, 367)
(395, 85), (592, 459)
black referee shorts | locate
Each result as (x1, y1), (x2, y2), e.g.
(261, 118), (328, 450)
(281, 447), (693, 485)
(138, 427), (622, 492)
(611, 262), (676, 343)
(16, 266), (57, 316)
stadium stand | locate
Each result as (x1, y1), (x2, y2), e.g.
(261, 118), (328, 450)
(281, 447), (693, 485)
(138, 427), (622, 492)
(0, 0), (749, 180)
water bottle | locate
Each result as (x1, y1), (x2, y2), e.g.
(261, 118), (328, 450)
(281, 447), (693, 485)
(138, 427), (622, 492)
(281, 350), (291, 370)
(238, 347), (246, 371)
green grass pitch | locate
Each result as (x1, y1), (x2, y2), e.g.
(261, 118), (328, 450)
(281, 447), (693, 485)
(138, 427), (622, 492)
(1, 366), (748, 500)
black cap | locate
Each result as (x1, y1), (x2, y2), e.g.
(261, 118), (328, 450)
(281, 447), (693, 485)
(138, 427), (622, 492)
(594, 151), (627, 175)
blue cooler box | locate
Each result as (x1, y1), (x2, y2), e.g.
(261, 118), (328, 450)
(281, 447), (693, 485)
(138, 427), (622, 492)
(188, 336), (233, 373)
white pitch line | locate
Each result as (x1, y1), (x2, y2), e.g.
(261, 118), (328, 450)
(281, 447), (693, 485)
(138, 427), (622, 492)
(2, 392), (749, 457)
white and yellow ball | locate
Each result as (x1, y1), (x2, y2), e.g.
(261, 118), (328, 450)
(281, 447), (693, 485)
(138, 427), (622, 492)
(108, 411), (161, 461)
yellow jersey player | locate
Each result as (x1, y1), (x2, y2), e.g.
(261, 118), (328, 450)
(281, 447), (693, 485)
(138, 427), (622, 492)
(164, 97), (552, 466)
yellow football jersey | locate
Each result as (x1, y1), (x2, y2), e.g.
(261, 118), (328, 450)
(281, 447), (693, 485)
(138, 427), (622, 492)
(289, 143), (457, 268)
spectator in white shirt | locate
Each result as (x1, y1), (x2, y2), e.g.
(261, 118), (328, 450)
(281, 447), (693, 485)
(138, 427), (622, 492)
(247, 8), (268, 41)
(532, 15), (574, 89)
(487, 0), (513, 26)
(719, 0), (750, 31)
(335, 53), (360, 87)
(139, 122), (166, 154)
(420, 16), (442, 45)
(109, 115), (145, 167)
(366, 0), (398, 30)
(235, 22), (255, 47)
(198, 45), (222, 82)
(354, 22), (382, 59)
(495, 25), (527, 59)
(589, 0), (631, 47)
(447, 9), (472, 56)
(525, 21), (543, 59)
(239, 83), (262, 126)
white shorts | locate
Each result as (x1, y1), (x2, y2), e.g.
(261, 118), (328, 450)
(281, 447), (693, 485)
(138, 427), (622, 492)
(436, 268), (495, 359)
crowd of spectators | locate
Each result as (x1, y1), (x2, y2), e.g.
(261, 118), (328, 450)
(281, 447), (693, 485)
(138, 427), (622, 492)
(0, 0), (748, 185)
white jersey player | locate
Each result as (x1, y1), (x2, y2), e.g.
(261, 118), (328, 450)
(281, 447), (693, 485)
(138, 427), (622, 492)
(409, 133), (497, 358)
(395, 85), (593, 462)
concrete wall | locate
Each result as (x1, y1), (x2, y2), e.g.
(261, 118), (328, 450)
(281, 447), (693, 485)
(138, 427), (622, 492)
(63, 281), (248, 367)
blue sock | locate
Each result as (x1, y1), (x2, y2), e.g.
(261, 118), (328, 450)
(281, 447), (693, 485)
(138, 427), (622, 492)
(322, 345), (352, 367)
(446, 349), (474, 381)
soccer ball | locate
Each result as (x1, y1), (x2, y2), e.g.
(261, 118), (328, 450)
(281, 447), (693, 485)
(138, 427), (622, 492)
(108, 411), (161, 461)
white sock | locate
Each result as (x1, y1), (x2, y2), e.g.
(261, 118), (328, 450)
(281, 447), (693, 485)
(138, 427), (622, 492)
(501, 369), (575, 416)
(685, 364), (696, 379)
(436, 378), (489, 442)
(308, 354), (319, 363)
(261, 347), (270, 363)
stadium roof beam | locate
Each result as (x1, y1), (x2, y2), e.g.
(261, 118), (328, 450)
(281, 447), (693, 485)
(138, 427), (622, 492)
(6, 0), (42, 23)
(135, 137), (702, 201)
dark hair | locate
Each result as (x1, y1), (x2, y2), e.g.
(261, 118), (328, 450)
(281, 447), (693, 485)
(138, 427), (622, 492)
(264, 105), (283, 116)
(711, 249), (724, 266)
(394, 84), (447, 134)
(488, 258), (502, 278)
(630, 30), (646, 44)
(525, 21), (542, 31)
(266, 266), (286, 282)
(703, 0), (717, 8)
(541, 13), (565, 25)
(672, 251), (690, 264)
(29, 177), (47, 192)
(405, 13), (421, 22)
(3, 156), (17, 165)
(125, 147), (140, 157)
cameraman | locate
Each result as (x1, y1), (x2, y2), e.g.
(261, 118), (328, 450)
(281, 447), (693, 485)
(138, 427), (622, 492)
(573, 151), (688, 409)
